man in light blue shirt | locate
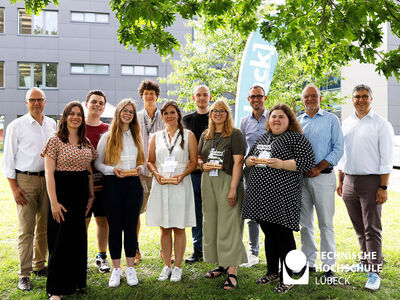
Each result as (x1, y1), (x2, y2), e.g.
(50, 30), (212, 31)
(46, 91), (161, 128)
(298, 84), (343, 282)
(239, 84), (268, 267)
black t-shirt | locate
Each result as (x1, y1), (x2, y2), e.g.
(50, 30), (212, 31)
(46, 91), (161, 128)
(183, 111), (209, 175)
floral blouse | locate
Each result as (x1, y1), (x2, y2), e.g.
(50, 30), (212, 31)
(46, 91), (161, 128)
(41, 135), (97, 171)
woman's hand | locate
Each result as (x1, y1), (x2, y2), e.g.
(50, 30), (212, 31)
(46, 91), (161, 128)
(113, 168), (124, 178)
(51, 201), (67, 223)
(154, 172), (167, 185)
(227, 188), (237, 208)
(133, 166), (143, 177)
(266, 158), (283, 169)
(172, 173), (184, 185)
(246, 156), (257, 167)
(85, 194), (95, 216)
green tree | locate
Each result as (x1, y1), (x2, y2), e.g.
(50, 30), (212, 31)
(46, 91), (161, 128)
(160, 19), (343, 113)
(17, 0), (400, 80)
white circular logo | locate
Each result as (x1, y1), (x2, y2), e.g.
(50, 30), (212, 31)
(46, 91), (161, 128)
(285, 250), (307, 272)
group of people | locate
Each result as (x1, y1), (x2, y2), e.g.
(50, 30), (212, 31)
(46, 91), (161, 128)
(2, 80), (394, 298)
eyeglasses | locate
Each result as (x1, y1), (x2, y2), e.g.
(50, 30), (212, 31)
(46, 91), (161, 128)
(248, 95), (265, 100)
(353, 95), (370, 100)
(303, 94), (319, 99)
(28, 98), (45, 103)
(212, 109), (227, 115)
(121, 108), (135, 115)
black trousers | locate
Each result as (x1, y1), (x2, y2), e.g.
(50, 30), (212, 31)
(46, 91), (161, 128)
(258, 221), (296, 280)
(47, 171), (89, 295)
(103, 175), (143, 259)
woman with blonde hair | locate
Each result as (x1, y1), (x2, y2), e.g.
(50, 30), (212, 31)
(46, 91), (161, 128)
(198, 99), (247, 290)
(147, 100), (198, 282)
(95, 99), (145, 288)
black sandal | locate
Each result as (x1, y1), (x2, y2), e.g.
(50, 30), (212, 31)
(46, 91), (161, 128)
(223, 274), (238, 290)
(204, 266), (229, 279)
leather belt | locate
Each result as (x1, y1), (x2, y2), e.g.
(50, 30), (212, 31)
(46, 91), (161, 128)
(16, 170), (45, 176)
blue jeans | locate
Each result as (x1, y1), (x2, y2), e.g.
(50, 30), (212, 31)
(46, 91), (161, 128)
(191, 173), (203, 252)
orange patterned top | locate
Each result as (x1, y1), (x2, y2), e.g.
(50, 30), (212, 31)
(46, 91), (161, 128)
(41, 135), (97, 171)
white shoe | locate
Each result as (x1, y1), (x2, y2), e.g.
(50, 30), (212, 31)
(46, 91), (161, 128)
(365, 272), (381, 290)
(108, 268), (122, 288)
(240, 253), (259, 268)
(158, 266), (172, 281)
(125, 267), (138, 286)
(170, 266), (182, 282)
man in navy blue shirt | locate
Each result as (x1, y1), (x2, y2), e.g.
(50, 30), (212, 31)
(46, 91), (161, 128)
(298, 84), (343, 282)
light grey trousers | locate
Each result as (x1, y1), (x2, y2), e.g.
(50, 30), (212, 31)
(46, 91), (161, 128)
(300, 172), (336, 268)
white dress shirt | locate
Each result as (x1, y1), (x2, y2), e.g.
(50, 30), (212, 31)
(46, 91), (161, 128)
(2, 113), (56, 179)
(337, 109), (394, 175)
(95, 130), (143, 175)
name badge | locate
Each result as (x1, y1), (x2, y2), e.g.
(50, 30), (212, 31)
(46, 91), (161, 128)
(257, 145), (271, 151)
(161, 156), (178, 175)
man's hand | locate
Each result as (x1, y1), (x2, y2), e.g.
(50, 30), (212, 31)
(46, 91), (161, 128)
(376, 188), (388, 204)
(306, 167), (321, 178)
(11, 185), (28, 206)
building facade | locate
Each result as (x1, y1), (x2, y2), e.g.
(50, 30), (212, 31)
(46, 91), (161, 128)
(0, 0), (191, 145)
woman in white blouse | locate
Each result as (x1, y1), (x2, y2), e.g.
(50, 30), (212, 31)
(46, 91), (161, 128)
(95, 99), (145, 288)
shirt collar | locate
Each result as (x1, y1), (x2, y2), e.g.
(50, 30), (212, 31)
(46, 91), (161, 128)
(27, 113), (44, 124)
(303, 108), (324, 119)
(352, 108), (374, 120)
(251, 109), (267, 120)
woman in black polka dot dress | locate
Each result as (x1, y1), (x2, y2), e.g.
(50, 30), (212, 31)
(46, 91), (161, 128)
(243, 103), (315, 294)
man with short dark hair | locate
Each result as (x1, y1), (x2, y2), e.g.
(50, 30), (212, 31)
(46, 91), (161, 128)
(239, 84), (268, 267)
(2, 88), (56, 291)
(298, 84), (343, 282)
(337, 84), (394, 291)
(183, 85), (211, 263)
(84, 90), (111, 273)
(136, 79), (165, 264)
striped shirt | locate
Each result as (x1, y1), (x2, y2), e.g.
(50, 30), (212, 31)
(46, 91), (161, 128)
(137, 108), (165, 176)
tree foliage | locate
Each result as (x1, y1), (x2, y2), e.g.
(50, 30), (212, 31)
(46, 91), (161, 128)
(17, 0), (400, 79)
(160, 19), (343, 113)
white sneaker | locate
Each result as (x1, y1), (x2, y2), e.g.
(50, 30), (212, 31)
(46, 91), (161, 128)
(365, 272), (381, 290)
(108, 268), (122, 288)
(240, 253), (259, 268)
(170, 266), (182, 282)
(125, 267), (138, 286)
(158, 266), (172, 281)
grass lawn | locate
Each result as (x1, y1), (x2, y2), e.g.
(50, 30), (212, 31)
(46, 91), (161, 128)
(0, 153), (399, 299)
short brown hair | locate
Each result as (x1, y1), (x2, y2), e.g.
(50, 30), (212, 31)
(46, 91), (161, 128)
(86, 90), (107, 104)
(266, 103), (303, 133)
(138, 79), (160, 98)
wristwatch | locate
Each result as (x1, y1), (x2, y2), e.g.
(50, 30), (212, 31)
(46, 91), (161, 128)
(378, 185), (388, 190)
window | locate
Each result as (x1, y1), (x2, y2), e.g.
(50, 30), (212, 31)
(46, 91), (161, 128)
(18, 62), (58, 88)
(0, 7), (4, 33)
(18, 9), (58, 36)
(70, 64), (109, 75)
(0, 62), (4, 87)
(71, 12), (109, 23)
(121, 65), (158, 76)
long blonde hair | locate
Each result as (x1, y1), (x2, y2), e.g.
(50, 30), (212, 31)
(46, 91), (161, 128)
(204, 99), (234, 139)
(104, 99), (145, 166)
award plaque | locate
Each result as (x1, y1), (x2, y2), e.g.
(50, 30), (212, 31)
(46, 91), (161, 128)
(161, 177), (178, 183)
(207, 162), (222, 169)
(253, 158), (269, 165)
(120, 169), (138, 176)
